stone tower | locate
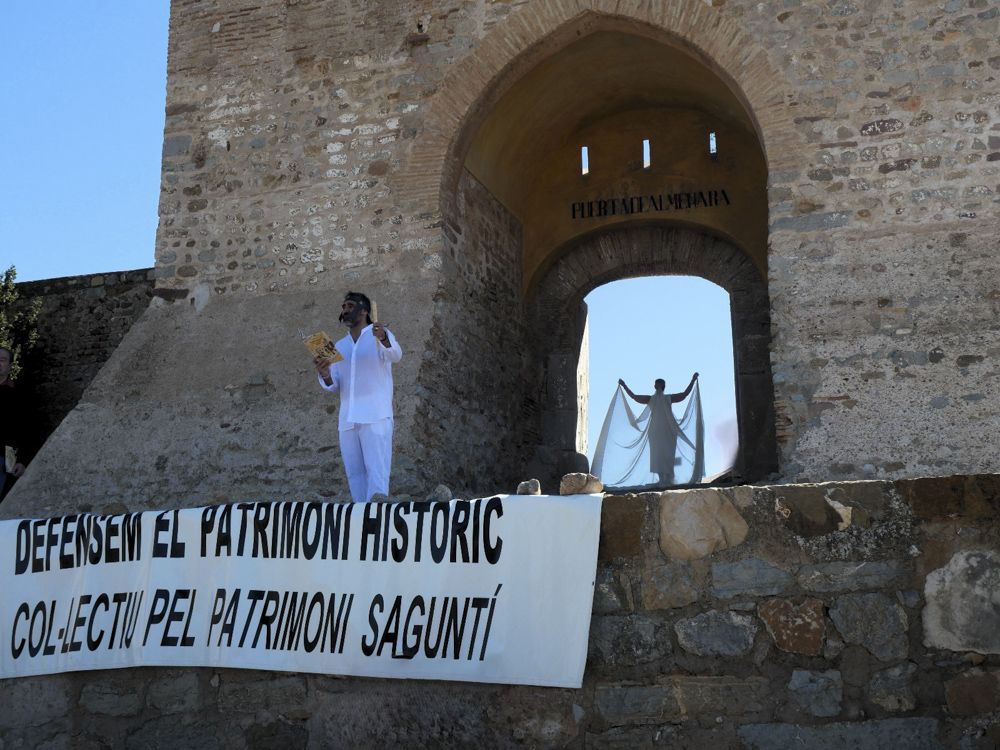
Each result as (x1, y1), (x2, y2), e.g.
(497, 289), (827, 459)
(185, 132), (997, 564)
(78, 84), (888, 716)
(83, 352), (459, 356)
(5, 0), (998, 517)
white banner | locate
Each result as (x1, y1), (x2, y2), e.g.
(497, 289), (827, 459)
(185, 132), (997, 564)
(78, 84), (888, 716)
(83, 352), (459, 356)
(1, 495), (601, 688)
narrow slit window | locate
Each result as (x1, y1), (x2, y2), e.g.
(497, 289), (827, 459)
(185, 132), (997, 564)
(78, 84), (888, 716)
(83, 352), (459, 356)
(581, 146), (590, 175)
(709, 131), (717, 155)
(643, 139), (651, 168)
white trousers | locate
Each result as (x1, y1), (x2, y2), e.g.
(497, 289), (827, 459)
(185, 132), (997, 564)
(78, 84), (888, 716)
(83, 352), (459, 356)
(339, 419), (393, 503)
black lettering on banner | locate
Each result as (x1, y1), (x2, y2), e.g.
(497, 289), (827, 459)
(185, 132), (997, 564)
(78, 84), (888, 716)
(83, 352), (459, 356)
(200, 506), (217, 556)
(483, 496), (503, 564)
(390, 504), (408, 563)
(252, 591), (281, 648)
(423, 597), (445, 657)
(159, 589), (196, 647)
(361, 594), (383, 656)
(108, 592), (143, 650)
(151, 509), (185, 559)
(400, 595), (424, 659)
(360, 504), (382, 561)
(442, 598), (468, 659)
(87, 593), (110, 651)
(322, 502), (352, 560)
(480, 584), (502, 661)
(11, 600), (58, 658)
(301, 502), (321, 558)
(208, 587), (241, 647)
(359, 586), (503, 662)
(153, 512), (170, 557)
(9, 601), (56, 659)
(239, 590), (265, 647)
(215, 504), (233, 555)
(281, 592), (307, 650)
(66, 594), (91, 652)
(430, 504), (448, 563)
(252, 504), (271, 557)
(231, 588), (355, 653)
(143, 589), (170, 647)
(59, 515), (76, 569)
(199, 501), (353, 560)
(450, 502), (470, 563)
(302, 593), (325, 652)
(14, 521), (30, 574)
(236, 502), (254, 554)
(16, 513), (142, 574)
(411, 503), (429, 562)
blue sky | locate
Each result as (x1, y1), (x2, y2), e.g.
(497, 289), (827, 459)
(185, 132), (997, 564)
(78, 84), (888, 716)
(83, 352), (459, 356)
(585, 277), (737, 478)
(0, 4), (737, 478)
(0, 4), (169, 282)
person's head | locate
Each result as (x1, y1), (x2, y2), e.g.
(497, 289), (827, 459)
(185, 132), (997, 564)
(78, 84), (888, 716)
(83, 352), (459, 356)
(339, 291), (372, 327)
(0, 347), (11, 382)
(654, 378), (665, 392)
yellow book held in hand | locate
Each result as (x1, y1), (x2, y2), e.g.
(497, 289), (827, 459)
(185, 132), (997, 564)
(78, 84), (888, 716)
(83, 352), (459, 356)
(304, 331), (344, 364)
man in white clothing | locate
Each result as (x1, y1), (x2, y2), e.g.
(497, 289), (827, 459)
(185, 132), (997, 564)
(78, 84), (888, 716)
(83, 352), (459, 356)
(314, 291), (402, 502)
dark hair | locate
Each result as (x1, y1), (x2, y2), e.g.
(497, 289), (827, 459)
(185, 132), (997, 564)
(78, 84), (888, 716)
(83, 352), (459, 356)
(340, 291), (373, 325)
(0, 346), (11, 361)
(654, 378), (666, 391)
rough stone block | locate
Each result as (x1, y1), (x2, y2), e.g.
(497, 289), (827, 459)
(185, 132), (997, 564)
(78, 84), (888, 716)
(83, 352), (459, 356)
(797, 560), (908, 593)
(829, 593), (909, 662)
(658, 489), (748, 561)
(593, 566), (632, 614)
(559, 472), (603, 495)
(218, 674), (308, 713)
(826, 482), (890, 522)
(758, 597), (825, 656)
(641, 562), (699, 610)
(589, 614), (669, 667)
(738, 718), (943, 749)
(774, 486), (851, 537)
(669, 676), (770, 716)
(786, 669), (842, 718)
(80, 678), (144, 717)
(0, 675), (72, 730)
(599, 495), (645, 560)
(425, 484), (452, 502)
(944, 669), (999, 716)
(515, 478), (540, 495)
(869, 662), (918, 712)
(594, 683), (680, 725)
(244, 719), (310, 749)
(923, 550), (1000, 654)
(712, 558), (794, 599)
(897, 475), (1000, 520)
(147, 672), (200, 714)
(674, 610), (758, 657)
(125, 714), (222, 749)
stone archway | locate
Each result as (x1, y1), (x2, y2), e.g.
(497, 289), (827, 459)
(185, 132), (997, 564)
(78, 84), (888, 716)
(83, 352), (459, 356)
(405, 3), (791, 493)
(396, 1), (801, 212)
(526, 225), (777, 486)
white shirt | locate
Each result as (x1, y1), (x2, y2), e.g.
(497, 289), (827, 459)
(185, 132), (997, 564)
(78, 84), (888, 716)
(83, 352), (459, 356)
(317, 325), (402, 430)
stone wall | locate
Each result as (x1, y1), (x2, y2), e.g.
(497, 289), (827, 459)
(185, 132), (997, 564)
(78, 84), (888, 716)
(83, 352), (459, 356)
(14, 270), (154, 442)
(2, 477), (997, 747)
(411, 169), (528, 492)
(7, 0), (1000, 515)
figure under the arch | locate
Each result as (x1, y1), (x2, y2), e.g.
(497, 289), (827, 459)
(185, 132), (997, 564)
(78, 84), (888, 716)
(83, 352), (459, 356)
(591, 374), (705, 490)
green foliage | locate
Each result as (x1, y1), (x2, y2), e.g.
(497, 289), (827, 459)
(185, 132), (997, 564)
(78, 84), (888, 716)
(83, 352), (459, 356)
(0, 266), (41, 380)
